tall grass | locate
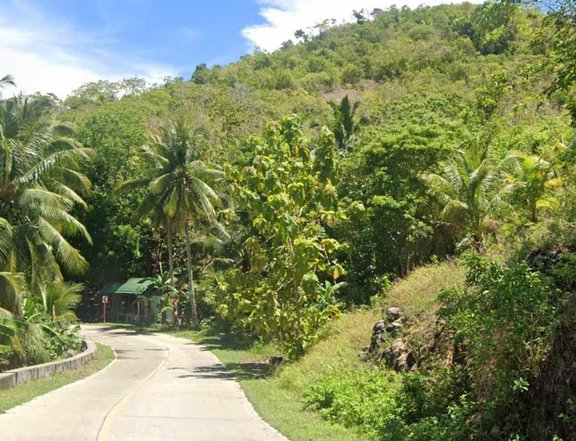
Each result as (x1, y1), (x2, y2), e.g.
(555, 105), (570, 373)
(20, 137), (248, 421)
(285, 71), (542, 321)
(385, 260), (466, 316)
(175, 261), (467, 441)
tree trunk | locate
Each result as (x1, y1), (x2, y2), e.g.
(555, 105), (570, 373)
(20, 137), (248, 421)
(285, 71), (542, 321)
(185, 221), (199, 329)
(165, 217), (178, 327)
(531, 204), (538, 223)
(165, 217), (175, 284)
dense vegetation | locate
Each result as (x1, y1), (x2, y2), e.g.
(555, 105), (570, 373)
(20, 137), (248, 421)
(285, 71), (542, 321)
(2, 0), (576, 438)
(0, 85), (88, 369)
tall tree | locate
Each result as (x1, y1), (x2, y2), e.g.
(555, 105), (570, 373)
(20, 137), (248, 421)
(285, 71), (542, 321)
(0, 94), (93, 292)
(219, 116), (345, 357)
(119, 121), (223, 328)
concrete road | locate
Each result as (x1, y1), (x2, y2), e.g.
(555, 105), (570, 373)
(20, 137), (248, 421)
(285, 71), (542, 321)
(0, 326), (288, 441)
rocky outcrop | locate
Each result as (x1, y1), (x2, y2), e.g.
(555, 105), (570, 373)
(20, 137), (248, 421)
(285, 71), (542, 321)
(526, 245), (575, 276)
(367, 306), (416, 372)
(381, 339), (416, 372)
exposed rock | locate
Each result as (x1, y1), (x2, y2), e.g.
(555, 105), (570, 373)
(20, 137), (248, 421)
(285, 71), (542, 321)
(381, 339), (416, 372)
(373, 319), (387, 334)
(526, 245), (575, 277)
(385, 319), (404, 336)
(366, 306), (413, 370)
(369, 319), (388, 353)
(387, 307), (403, 321)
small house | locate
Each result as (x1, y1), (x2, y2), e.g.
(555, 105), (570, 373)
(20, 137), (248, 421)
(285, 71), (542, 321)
(101, 278), (158, 324)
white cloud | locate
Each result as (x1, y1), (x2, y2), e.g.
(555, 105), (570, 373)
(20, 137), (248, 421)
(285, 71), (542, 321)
(243, 0), (481, 52)
(0, 3), (177, 98)
(0, 48), (100, 99)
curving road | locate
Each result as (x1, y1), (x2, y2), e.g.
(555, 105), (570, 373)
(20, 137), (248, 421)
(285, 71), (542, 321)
(0, 325), (288, 441)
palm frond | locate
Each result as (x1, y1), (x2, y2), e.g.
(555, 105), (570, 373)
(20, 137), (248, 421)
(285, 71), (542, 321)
(20, 187), (72, 212)
(53, 183), (88, 209)
(26, 236), (62, 293)
(0, 75), (16, 88)
(149, 173), (173, 195)
(0, 272), (25, 316)
(0, 218), (14, 267)
(17, 147), (93, 185)
(440, 199), (469, 223)
(57, 168), (92, 193)
(41, 281), (83, 321)
(38, 220), (89, 275)
(116, 177), (150, 192)
(131, 193), (160, 223)
(190, 175), (220, 201)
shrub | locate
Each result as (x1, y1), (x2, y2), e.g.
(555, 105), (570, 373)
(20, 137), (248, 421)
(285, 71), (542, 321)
(303, 368), (405, 440)
(440, 254), (557, 404)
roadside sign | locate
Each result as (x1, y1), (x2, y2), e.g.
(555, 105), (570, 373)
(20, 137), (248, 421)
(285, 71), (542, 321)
(102, 295), (109, 323)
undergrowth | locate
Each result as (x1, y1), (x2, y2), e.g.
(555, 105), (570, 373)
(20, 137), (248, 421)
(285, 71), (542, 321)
(180, 261), (466, 441)
(300, 260), (468, 441)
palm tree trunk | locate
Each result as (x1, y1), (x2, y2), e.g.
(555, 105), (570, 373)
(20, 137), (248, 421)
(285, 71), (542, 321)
(531, 204), (538, 223)
(165, 217), (178, 327)
(185, 221), (199, 329)
(165, 217), (175, 285)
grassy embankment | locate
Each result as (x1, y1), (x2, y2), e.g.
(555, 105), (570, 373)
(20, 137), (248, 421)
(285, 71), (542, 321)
(0, 343), (115, 413)
(169, 260), (466, 441)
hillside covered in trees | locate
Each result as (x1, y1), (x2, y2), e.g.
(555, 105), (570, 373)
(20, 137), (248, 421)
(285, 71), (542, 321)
(3, 1), (576, 439)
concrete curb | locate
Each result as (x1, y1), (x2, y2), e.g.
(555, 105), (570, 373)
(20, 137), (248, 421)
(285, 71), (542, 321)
(0, 340), (97, 389)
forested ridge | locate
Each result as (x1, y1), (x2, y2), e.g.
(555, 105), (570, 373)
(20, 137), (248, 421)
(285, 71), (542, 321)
(2, 1), (576, 439)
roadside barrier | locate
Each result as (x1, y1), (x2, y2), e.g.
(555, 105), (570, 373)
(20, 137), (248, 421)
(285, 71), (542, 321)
(0, 340), (97, 389)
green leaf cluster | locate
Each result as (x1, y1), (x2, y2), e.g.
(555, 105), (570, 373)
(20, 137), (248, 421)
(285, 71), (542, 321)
(214, 116), (345, 357)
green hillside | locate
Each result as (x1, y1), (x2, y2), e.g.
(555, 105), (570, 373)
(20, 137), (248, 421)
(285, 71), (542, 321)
(3, 1), (576, 439)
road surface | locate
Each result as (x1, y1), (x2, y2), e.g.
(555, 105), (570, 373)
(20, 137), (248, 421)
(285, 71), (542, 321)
(0, 325), (288, 441)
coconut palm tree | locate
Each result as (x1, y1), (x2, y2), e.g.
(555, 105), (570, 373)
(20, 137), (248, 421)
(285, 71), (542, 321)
(119, 121), (224, 328)
(0, 93), (91, 369)
(0, 94), (93, 293)
(423, 145), (501, 248)
(39, 281), (83, 322)
(501, 151), (562, 222)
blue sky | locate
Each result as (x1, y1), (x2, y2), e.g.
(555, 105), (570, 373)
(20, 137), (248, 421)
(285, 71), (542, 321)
(0, 0), (481, 97)
(15, 0), (262, 68)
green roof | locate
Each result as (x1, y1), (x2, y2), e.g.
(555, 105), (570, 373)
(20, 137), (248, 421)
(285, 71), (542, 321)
(102, 278), (154, 296)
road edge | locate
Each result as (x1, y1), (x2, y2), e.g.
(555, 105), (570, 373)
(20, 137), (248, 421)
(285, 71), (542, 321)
(0, 340), (97, 389)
